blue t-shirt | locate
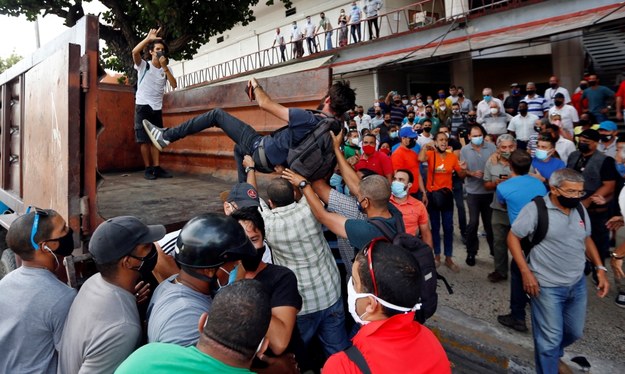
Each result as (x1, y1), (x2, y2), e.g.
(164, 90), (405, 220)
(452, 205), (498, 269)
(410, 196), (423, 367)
(264, 108), (320, 166)
(496, 175), (547, 223)
(345, 204), (404, 250)
(582, 86), (615, 114)
(531, 157), (565, 181)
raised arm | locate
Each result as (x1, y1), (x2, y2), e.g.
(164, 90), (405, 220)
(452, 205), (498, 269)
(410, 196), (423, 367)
(249, 78), (289, 122)
(132, 27), (161, 66)
(331, 130), (361, 197)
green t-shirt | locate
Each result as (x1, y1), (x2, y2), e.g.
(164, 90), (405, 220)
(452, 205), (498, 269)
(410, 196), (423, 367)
(115, 343), (253, 374)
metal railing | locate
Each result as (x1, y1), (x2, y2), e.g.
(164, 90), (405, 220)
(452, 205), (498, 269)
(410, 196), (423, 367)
(170, 0), (538, 91)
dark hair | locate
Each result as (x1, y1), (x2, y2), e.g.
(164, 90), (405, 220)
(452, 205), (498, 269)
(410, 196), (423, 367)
(546, 124), (560, 133)
(422, 119), (432, 126)
(510, 149), (532, 175)
(438, 123), (451, 131)
(7, 210), (59, 261)
(469, 124), (485, 136)
(355, 241), (422, 317)
(147, 38), (169, 55)
(328, 80), (356, 117)
(358, 168), (377, 179)
(96, 260), (122, 278)
(396, 169), (414, 183)
(363, 133), (377, 142)
(449, 84), (457, 90)
(202, 279), (271, 359)
(348, 129), (359, 137)
(230, 206), (266, 240)
(267, 178), (295, 208)
(582, 111), (597, 124)
(538, 132), (556, 146)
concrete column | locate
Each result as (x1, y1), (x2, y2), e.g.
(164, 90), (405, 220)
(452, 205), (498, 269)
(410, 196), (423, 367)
(451, 52), (474, 99)
(551, 31), (584, 92)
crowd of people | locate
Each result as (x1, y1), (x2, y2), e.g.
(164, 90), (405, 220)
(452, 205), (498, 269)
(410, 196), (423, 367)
(2, 62), (625, 374)
(272, 1), (384, 59)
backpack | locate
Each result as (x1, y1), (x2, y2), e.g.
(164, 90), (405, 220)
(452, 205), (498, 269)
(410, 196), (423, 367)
(285, 110), (342, 181)
(367, 215), (453, 324)
(133, 61), (150, 95)
(520, 196), (586, 257)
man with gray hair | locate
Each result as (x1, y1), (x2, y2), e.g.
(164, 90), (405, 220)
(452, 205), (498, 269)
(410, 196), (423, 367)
(507, 168), (609, 374)
(476, 88), (504, 123)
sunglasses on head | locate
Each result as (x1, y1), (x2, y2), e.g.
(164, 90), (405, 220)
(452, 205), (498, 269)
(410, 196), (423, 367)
(362, 237), (390, 296)
(26, 206), (49, 250)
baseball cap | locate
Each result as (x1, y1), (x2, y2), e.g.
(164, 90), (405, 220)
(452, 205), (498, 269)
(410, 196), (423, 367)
(225, 183), (260, 208)
(598, 120), (617, 132)
(510, 83), (519, 87)
(399, 127), (417, 139)
(579, 129), (600, 142)
(89, 216), (166, 264)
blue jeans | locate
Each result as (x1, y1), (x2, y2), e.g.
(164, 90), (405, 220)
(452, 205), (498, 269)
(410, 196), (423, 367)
(531, 276), (587, 374)
(163, 108), (265, 182)
(325, 31), (333, 50)
(296, 298), (349, 357)
(427, 200), (454, 257)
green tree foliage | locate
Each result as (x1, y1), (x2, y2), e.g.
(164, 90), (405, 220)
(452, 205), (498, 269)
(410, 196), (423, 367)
(0, 52), (22, 74)
(0, 0), (292, 80)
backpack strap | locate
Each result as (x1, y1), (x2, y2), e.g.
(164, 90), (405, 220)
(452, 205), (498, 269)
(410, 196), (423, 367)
(138, 61), (150, 86)
(530, 196), (548, 248)
(367, 213), (404, 240)
(344, 345), (372, 374)
(575, 204), (586, 227)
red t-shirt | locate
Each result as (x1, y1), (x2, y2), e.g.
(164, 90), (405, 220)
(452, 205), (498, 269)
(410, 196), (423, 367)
(355, 151), (393, 177)
(391, 146), (422, 194)
(390, 195), (428, 235)
(616, 81), (625, 106)
(323, 313), (451, 374)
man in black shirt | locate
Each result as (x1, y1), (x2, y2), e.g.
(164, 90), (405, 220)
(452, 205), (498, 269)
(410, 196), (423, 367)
(504, 83), (522, 117)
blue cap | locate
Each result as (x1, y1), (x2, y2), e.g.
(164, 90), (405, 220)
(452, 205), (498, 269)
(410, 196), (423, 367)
(399, 126), (417, 138)
(599, 121), (617, 131)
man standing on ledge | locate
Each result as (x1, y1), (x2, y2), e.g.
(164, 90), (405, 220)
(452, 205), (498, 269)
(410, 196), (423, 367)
(132, 28), (177, 180)
(143, 79), (356, 182)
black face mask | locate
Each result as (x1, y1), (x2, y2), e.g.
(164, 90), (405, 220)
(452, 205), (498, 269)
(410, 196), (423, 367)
(416, 128), (424, 134)
(579, 84), (588, 90)
(394, 100), (401, 105)
(588, 81), (597, 86)
(408, 139), (416, 148)
(579, 119), (589, 126)
(467, 116), (477, 122)
(242, 245), (266, 272)
(130, 245), (158, 279)
(578, 142), (591, 153)
(49, 228), (75, 257)
(550, 83), (558, 89)
(600, 135), (612, 143)
(458, 92), (464, 98)
(519, 109), (528, 116)
(534, 126), (542, 133)
(554, 100), (564, 107)
(526, 90), (535, 96)
(357, 111), (364, 115)
(557, 194), (581, 209)
(426, 112), (432, 117)
(423, 127), (432, 133)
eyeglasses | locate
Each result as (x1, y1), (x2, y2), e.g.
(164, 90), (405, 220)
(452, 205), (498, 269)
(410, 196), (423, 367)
(362, 237), (389, 296)
(26, 206), (49, 250)
(556, 187), (586, 198)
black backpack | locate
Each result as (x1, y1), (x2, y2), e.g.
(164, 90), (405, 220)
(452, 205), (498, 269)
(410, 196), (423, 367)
(285, 110), (342, 181)
(520, 196), (586, 257)
(367, 215), (453, 324)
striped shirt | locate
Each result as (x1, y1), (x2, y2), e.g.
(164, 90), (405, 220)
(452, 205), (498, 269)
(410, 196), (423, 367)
(523, 95), (549, 119)
(328, 189), (366, 279)
(261, 196), (341, 315)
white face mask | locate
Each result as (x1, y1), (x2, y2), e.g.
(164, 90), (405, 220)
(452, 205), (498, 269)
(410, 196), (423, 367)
(350, 137), (359, 146)
(411, 99), (417, 105)
(402, 99), (409, 105)
(440, 106), (446, 111)
(490, 107), (499, 115)
(347, 276), (420, 325)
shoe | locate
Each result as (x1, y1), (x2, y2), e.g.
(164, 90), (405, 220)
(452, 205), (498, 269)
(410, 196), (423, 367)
(465, 254), (476, 266)
(445, 259), (460, 273)
(558, 359), (574, 374)
(487, 271), (507, 283)
(154, 166), (173, 178)
(143, 120), (170, 151)
(434, 255), (441, 268)
(497, 314), (528, 332)
(616, 291), (625, 308)
(144, 167), (156, 180)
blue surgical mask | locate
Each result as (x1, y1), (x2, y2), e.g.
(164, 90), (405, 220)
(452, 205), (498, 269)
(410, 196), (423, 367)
(535, 149), (549, 161)
(330, 173), (343, 187)
(391, 181), (408, 198)
(357, 200), (365, 213)
(471, 136), (483, 146)
(217, 265), (238, 289)
(484, 95), (491, 102)
(390, 131), (399, 139)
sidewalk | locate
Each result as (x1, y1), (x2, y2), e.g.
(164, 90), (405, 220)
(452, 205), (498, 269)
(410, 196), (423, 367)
(429, 230), (625, 373)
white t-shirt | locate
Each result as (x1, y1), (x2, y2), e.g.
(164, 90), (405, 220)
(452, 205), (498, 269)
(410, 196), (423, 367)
(305, 22), (315, 38)
(544, 86), (571, 107)
(291, 26), (302, 41)
(555, 137), (577, 164)
(507, 113), (539, 140)
(134, 60), (169, 110)
(274, 33), (285, 45)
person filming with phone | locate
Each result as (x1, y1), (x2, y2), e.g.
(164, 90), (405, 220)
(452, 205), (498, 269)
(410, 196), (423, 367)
(132, 27), (178, 180)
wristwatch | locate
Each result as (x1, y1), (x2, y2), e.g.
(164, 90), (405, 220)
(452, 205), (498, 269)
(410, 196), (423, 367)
(610, 252), (625, 260)
(595, 265), (608, 272)
(245, 166), (255, 174)
(298, 180), (310, 189)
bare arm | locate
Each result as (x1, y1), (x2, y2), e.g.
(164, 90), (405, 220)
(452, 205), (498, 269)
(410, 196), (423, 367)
(617, 96), (623, 120)
(282, 169), (349, 238)
(419, 223), (433, 248)
(331, 130), (361, 197)
(242, 155), (258, 190)
(584, 236), (609, 297)
(160, 57), (177, 89)
(132, 28), (160, 66)
(266, 306), (298, 355)
(507, 231), (540, 297)
(249, 78), (289, 122)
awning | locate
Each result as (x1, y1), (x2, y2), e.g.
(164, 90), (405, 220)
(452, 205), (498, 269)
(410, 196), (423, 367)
(331, 3), (625, 75)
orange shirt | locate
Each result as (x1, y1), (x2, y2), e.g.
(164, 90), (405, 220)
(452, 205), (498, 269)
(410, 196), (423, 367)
(425, 150), (462, 192)
(390, 195), (428, 235)
(391, 146), (421, 194)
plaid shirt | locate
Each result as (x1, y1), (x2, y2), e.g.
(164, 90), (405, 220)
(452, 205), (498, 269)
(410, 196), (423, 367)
(328, 189), (365, 279)
(261, 196), (341, 315)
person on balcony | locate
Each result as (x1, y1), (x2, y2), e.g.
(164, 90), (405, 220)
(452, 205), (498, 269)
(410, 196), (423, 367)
(272, 27), (286, 62)
(317, 12), (333, 51)
(348, 1), (362, 44)
(364, 0), (383, 40)
(304, 16), (318, 55)
(338, 9), (349, 47)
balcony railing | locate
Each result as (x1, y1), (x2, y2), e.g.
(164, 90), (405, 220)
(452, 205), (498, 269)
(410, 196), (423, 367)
(170, 0), (538, 91)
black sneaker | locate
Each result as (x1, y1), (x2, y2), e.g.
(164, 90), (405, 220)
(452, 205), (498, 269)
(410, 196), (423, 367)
(144, 167), (156, 180)
(143, 120), (170, 151)
(154, 166), (173, 178)
(465, 254), (476, 266)
(616, 291), (625, 308)
(497, 314), (528, 332)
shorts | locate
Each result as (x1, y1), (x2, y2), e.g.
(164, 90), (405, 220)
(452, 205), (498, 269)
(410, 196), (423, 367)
(135, 104), (163, 143)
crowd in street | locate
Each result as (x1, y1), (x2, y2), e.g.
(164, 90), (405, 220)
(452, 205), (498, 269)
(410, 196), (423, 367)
(2, 23), (625, 374)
